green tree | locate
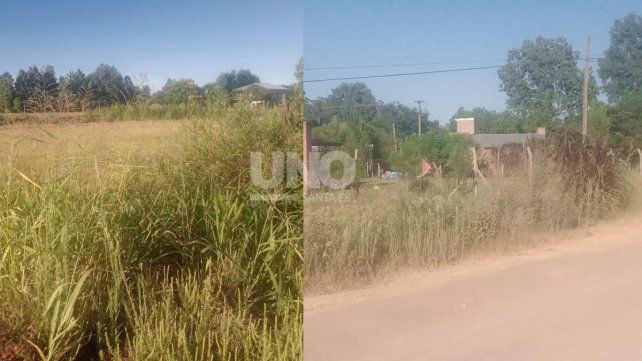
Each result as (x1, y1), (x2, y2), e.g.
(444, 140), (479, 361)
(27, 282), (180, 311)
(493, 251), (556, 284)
(609, 91), (642, 152)
(14, 65), (58, 112)
(325, 82), (377, 119)
(445, 134), (474, 180)
(14, 66), (41, 104)
(391, 131), (472, 177)
(447, 106), (526, 133)
(215, 69), (260, 91)
(586, 100), (612, 138)
(235, 69), (260, 88)
(498, 36), (597, 126)
(376, 101), (435, 137)
(598, 12), (642, 102)
(87, 64), (127, 106)
(305, 82), (379, 126)
(0, 72), (14, 112)
(59, 69), (88, 98)
(156, 79), (201, 104)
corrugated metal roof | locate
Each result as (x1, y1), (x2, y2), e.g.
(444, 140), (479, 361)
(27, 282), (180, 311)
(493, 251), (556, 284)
(235, 82), (289, 92)
(473, 133), (541, 148)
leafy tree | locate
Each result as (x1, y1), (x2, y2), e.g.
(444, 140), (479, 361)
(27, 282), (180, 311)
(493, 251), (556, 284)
(39, 65), (58, 95)
(59, 69), (88, 98)
(87, 64), (127, 106)
(608, 91), (642, 152)
(325, 82), (377, 120)
(445, 134), (474, 180)
(586, 100), (612, 138)
(235, 69), (260, 88)
(598, 12), (642, 102)
(215, 69), (260, 91)
(312, 117), (393, 168)
(447, 106), (526, 133)
(122, 76), (137, 102)
(305, 83), (379, 125)
(375, 101), (436, 137)
(14, 65), (58, 112)
(14, 66), (40, 103)
(391, 131), (472, 177)
(498, 36), (597, 126)
(0, 72), (14, 112)
(156, 79), (201, 104)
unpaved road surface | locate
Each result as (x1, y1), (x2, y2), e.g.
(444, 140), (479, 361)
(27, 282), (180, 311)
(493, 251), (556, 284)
(305, 214), (642, 360)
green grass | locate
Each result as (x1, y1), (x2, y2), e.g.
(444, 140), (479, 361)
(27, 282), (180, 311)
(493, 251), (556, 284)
(0, 100), (302, 359)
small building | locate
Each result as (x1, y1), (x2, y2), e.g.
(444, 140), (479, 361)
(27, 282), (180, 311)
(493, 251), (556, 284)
(235, 82), (290, 104)
(455, 118), (546, 176)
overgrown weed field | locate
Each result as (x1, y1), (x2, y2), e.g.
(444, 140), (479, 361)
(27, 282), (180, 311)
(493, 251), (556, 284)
(0, 103), (302, 360)
(305, 136), (637, 292)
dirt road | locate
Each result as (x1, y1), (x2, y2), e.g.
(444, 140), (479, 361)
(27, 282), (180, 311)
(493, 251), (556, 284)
(305, 214), (642, 360)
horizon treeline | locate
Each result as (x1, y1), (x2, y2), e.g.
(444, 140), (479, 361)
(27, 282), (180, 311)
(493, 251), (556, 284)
(307, 12), (642, 157)
(0, 64), (282, 113)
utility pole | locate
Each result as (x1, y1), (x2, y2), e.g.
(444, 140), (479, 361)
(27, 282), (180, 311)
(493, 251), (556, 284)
(392, 122), (397, 152)
(415, 100), (424, 135)
(582, 36), (591, 137)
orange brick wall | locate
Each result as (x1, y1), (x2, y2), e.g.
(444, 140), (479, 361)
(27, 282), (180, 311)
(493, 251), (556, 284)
(455, 118), (475, 134)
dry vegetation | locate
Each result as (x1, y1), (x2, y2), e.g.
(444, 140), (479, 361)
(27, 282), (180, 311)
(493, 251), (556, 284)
(0, 100), (302, 360)
(305, 133), (637, 292)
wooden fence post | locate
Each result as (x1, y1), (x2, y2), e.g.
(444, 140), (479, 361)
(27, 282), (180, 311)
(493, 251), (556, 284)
(638, 148), (642, 177)
(471, 147), (478, 195)
(303, 121), (310, 195)
(527, 146), (533, 185)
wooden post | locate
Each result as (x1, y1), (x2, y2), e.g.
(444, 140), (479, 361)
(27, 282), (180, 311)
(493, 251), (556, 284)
(496, 147), (501, 177)
(527, 146), (533, 185)
(582, 36), (591, 137)
(638, 148), (642, 177)
(471, 147), (478, 195)
(354, 148), (358, 161)
(392, 123), (397, 152)
(303, 121), (311, 195)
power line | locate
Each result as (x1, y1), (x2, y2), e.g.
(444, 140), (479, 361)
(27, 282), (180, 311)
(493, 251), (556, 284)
(304, 57), (604, 71)
(304, 57), (606, 83)
(304, 60), (506, 71)
(304, 65), (503, 83)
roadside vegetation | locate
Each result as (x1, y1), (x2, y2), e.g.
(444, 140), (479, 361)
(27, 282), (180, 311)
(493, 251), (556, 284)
(0, 83), (303, 359)
(305, 12), (642, 291)
(305, 132), (635, 289)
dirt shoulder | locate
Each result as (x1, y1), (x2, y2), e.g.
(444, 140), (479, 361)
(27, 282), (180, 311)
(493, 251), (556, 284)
(305, 210), (642, 361)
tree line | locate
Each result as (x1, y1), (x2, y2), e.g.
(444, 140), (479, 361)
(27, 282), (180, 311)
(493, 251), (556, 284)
(308, 12), (642, 161)
(0, 64), (264, 113)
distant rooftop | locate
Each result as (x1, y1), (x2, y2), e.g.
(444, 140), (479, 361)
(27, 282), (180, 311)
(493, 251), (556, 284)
(235, 82), (289, 92)
(473, 133), (541, 148)
(454, 117), (545, 148)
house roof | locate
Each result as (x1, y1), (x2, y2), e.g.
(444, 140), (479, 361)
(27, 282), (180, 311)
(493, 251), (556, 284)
(235, 82), (289, 92)
(473, 133), (541, 148)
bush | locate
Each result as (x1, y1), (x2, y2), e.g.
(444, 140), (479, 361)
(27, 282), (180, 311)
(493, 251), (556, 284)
(536, 130), (630, 223)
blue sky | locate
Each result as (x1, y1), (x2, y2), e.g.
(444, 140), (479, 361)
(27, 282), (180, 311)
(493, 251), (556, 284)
(0, 0), (302, 91)
(304, 0), (642, 123)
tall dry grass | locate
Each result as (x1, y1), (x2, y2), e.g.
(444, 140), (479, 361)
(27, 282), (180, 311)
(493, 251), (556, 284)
(305, 132), (633, 290)
(0, 100), (302, 359)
